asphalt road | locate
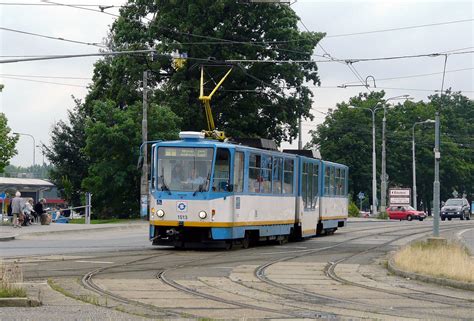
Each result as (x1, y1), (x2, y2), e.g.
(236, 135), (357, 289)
(1, 220), (473, 320)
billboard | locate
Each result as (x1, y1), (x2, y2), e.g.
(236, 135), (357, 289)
(389, 188), (411, 206)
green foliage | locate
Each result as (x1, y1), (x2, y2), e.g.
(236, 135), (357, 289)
(89, 0), (323, 144)
(3, 163), (52, 179)
(348, 201), (360, 217)
(0, 113), (18, 173)
(45, 98), (88, 206)
(308, 91), (473, 213)
(81, 100), (180, 218)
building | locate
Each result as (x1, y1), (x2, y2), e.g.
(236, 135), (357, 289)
(0, 177), (65, 213)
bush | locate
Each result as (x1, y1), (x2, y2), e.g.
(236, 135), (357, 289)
(348, 201), (360, 217)
(377, 211), (389, 220)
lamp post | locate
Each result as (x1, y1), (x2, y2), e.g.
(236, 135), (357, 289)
(13, 132), (35, 166)
(380, 95), (411, 213)
(412, 120), (435, 210)
(349, 104), (382, 216)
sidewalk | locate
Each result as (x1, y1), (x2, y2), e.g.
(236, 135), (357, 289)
(0, 220), (147, 241)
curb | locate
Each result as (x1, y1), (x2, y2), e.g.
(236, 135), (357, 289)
(388, 256), (474, 291)
(15, 223), (147, 238)
(0, 297), (42, 307)
(0, 234), (17, 241)
(456, 227), (474, 256)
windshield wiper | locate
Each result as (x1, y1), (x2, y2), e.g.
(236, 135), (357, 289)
(160, 174), (171, 195)
(193, 173), (210, 196)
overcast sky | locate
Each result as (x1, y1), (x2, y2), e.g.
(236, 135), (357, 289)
(1, 0), (473, 167)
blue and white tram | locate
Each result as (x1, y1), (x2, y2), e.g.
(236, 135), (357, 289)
(149, 132), (348, 247)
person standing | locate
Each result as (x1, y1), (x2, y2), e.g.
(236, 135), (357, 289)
(34, 199), (48, 225)
(11, 191), (22, 228)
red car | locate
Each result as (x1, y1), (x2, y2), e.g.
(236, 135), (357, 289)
(387, 205), (427, 221)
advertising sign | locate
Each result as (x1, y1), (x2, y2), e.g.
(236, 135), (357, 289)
(389, 188), (411, 206)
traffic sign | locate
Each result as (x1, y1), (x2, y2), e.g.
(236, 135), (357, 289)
(358, 192), (365, 200)
(0, 193), (5, 200)
(389, 188), (411, 206)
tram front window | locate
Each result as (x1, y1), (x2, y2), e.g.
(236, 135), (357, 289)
(157, 147), (214, 192)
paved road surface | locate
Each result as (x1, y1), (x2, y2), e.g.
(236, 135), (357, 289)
(1, 220), (473, 320)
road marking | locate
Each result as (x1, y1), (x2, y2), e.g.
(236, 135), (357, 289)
(457, 228), (474, 239)
(75, 260), (114, 264)
(275, 246), (308, 249)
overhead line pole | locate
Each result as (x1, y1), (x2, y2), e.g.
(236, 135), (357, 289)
(140, 58), (150, 220)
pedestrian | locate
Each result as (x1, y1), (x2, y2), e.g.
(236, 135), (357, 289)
(22, 198), (34, 226)
(11, 191), (22, 228)
(34, 198), (48, 225)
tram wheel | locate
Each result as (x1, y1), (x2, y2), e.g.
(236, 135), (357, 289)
(277, 235), (289, 245)
(225, 241), (233, 250)
(242, 232), (251, 249)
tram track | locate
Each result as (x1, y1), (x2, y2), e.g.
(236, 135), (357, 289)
(324, 224), (474, 307)
(46, 221), (472, 320)
(252, 223), (473, 317)
(152, 223), (451, 319)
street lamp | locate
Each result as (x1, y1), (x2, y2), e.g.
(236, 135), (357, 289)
(349, 104), (383, 216)
(13, 132), (36, 166)
(380, 95), (412, 213)
(412, 119), (435, 210)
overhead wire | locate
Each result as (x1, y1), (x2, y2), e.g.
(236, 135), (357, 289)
(325, 18), (474, 38)
(0, 73), (91, 80)
(0, 26), (106, 48)
(1, 75), (88, 87)
(343, 67), (474, 84)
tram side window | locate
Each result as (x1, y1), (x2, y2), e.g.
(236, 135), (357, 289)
(273, 157), (283, 194)
(283, 159), (294, 194)
(233, 152), (244, 193)
(212, 148), (230, 192)
(248, 154), (260, 193)
(324, 167), (330, 195)
(302, 162), (308, 209)
(342, 168), (348, 195)
(335, 168), (340, 195)
(260, 154), (272, 193)
(330, 167), (335, 196)
(312, 163), (319, 208)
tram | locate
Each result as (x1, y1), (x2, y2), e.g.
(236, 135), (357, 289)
(148, 131), (348, 248)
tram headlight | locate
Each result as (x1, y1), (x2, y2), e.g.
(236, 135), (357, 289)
(198, 211), (207, 219)
(157, 209), (165, 218)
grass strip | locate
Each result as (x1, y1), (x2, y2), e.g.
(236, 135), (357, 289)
(393, 240), (474, 283)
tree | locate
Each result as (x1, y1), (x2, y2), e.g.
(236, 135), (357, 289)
(0, 113), (18, 173)
(307, 91), (474, 211)
(45, 98), (88, 206)
(81, 100), (180, 218)
(89, 0), (323, 144)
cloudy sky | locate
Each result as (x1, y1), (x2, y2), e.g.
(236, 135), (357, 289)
(1, 0), (473, 167)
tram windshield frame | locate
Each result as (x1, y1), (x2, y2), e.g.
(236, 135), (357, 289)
(157, 147), (214, 193)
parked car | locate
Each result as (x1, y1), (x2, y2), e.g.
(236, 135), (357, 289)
(441, 198), (471, 221)
(387, 205), (427, 221)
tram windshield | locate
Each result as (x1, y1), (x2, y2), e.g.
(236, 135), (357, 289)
(157, 147), (214, 192)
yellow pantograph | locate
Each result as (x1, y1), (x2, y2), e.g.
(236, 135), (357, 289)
(198, 66), (232, 141)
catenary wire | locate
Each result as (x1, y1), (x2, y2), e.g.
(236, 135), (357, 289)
(343, 67), (474, 84)
(0, 26), (106, 48)
(0, 73), (91, 80)
(325, 18), (474, 38)
(1, 75), (88, 87)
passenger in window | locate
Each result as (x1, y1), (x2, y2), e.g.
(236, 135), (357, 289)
(170, 163), (185, 189)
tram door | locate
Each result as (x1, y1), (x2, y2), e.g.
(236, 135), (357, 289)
(300, 161), (320, 237)
(232, 151), (245, 222)
(212, 148), (233, 222)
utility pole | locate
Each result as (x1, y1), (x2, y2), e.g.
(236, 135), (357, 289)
(433, 54), (447, 237)
(140, 67), (149, 219)
(380, 108), (387, 213)
(298, 115), (302, 150)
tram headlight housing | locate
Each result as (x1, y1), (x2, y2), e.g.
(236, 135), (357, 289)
(157, 209), (165, 218)
(198, 211), (207, 219)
